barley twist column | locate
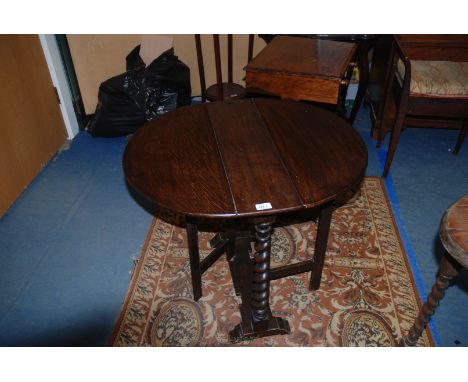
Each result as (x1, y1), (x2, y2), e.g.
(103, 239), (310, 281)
(402, 255), (460, 346)
(251, 222), (272, 322)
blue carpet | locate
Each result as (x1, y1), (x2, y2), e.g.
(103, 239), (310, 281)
(0, 134), (152, 345)
(0, 105), (466, 346)
(376, 125), (468, 347)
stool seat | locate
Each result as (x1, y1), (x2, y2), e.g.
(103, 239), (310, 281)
(440, 195), (468, 267)
(206, 82), (247, 101)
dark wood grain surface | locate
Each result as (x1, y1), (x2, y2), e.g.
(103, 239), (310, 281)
(396, 34), (468, 61)
(244, 36), (356, 104)
(123, 99), (367, 219)
(246, 36), (356, 79)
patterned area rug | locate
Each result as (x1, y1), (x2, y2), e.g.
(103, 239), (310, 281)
(111, 177), (433, 346)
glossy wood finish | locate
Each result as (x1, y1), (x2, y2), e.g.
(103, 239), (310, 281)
(124, 99), (368, 219)
(402, 195), (468, 346)
(123, 99), (368, 341)
(258, 34), (376, 124)
(195, 34), (254, 102)
(245, 36), (356, 106)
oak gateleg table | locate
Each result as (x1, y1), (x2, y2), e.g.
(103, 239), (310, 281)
(123, 98), (367, 342)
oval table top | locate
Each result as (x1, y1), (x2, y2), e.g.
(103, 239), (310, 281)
(123, 98), (368, 219)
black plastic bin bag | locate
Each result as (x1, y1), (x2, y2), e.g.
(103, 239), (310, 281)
(87, 47), (191, 137)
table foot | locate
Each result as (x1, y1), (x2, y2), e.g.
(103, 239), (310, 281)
(228, 305), (290, 342)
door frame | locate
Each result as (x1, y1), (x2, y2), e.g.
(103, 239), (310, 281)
(39, 34), (79, 139)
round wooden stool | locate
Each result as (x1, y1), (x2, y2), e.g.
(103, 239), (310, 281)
(402, 195), (468, 346)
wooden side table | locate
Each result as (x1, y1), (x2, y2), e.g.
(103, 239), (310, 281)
(123, 99), (368, 342)
(401, 195), (468, 346)
(245, 36), (357, 120)
(258, 34), (377, 124)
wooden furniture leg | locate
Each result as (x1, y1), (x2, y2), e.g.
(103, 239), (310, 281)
(226, 230), (247, 296)
(401, 254), (460, 346)
(229, 220), (290, 342)
(187, 222), (230, 301)
(248, 34), (254, 62)
(309, 203), (334, 290)
(383, 87), (409, 178)
(251, 221), (274, 321)
(194, 35), (206, 103)
(213, 34), (223, 100)
(349, 39), (371, 124)
(186, 221), (203, 301)
(453, 120), (467, 155)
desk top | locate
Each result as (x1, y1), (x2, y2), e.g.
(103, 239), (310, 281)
(123, 99), (367, 219)
(245, 36), (356, 80)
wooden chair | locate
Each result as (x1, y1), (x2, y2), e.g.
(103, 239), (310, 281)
(194, 34), (254, 102)
(381, 35), (468, 177)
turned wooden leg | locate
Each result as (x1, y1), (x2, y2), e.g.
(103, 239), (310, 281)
(229, 219), (290, 342)
(251, 222), (273, 322)
(309, 203), (334, 290)
(186, 221), (202, 301)
(401, 254), (461, 346)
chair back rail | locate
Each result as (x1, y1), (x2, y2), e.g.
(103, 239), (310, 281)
(194, 34), (254, 102)
(396, 34), (468, 61)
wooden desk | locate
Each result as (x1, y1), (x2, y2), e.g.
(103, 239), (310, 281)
(123, 98), (367, 341)
(258, 34), (377, 123)
(245, 36), (357, 116)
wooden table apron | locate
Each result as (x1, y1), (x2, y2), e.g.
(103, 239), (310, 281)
(123, 98), (368, 341)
